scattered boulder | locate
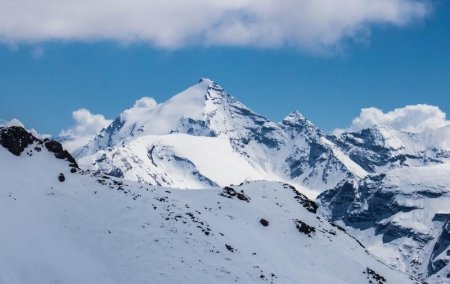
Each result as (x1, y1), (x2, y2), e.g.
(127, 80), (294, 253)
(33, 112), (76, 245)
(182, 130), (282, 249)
(58, 173), (65, 182)
(219, 187), (250, 202)
(260, 219), (269, 227)
(365, 267), (386, 284)
(225, 244), (235, 252)
(294, 219), (316, 237)
(283, 184), (318, 213)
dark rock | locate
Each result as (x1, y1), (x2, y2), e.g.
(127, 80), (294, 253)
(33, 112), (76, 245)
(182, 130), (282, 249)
(107, 168), (125, 178)
(58, 173), (65, 182)
(260, 219), (269, 227)
(252, 123), (284, 149)
(308, 142), (328, 167)
(44, 140), (79, 168)
(375, 222), (433, 244)
(225, 244), (235, 252)
(0, 126), (38, 156)
(319, 176), (417, 230)
(294, 219), (316, 237)
(283, 184), (318, 213)
(365, 267), (386, 284)
(428, 217), (450, 276)
(219, 187), (250, 202)
(330, 223), (347, 233)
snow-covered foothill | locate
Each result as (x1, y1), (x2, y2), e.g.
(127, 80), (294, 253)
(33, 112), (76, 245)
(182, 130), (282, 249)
(0, 126), (412, 284)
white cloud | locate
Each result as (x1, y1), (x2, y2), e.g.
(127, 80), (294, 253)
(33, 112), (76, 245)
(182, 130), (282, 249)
(133, 97), (158, 109)
(0, 0), (430, 51)
(61, 108), (112, 137)
(336, 104), (450, 150)
(59, 108), (112, 152)
(347, 104), (449, 133)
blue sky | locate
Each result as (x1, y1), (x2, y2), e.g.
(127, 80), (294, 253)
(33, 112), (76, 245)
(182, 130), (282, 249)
(0, 0), (449, 135)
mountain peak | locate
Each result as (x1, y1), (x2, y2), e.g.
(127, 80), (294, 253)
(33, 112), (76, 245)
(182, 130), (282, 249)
(196, 78), (225, 93)
(198, 77), (214, 84)
(283, 110), (306, 123)
(281, 110), (317, 128)
(280, 110), (322, 138)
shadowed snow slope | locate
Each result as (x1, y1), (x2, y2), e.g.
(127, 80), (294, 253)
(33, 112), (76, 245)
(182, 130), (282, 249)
(319, 164), (450, 283)
(1, 126), (411, 284)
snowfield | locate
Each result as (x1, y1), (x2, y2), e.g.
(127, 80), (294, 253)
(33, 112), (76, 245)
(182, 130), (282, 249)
(77, 133), (276, 189)
(0, 131), (412, 284)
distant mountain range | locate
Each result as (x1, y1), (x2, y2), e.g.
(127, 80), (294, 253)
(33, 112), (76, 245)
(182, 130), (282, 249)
(69, 79), (449, 196)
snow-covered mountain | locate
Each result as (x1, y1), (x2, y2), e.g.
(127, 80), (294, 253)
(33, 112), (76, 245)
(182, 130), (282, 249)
(329, 125), (450, 173)
(315, 124), (450, 282)
(0, 125), (412, 284)
(319, 164), (450, 283)
(6, 78), (450, 283)
(73, 79), (366, 198)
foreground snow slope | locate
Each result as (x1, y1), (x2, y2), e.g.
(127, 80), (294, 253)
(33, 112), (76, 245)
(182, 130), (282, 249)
(1, 127), (411, 284)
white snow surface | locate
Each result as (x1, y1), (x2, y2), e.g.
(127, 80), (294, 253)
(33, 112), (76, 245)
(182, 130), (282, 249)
(0, 142), (411, 284)
(74, 79), (213, 156)
(78, 133), (277, 189)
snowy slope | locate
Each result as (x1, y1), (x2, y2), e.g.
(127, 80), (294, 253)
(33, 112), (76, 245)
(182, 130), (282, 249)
(319, 163), (450, 283)
(73, 79), (366, 198)
(0, 126), (413, 284)
(77, 133), (277, 189)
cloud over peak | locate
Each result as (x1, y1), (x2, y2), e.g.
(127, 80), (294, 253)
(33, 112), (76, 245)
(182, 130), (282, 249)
(336, 104), (450, 150)
(349, 104), (449, 133)
(59, 108), (112, 152)
(0, 0), (430, 51)
(133, 97), (158, 109)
